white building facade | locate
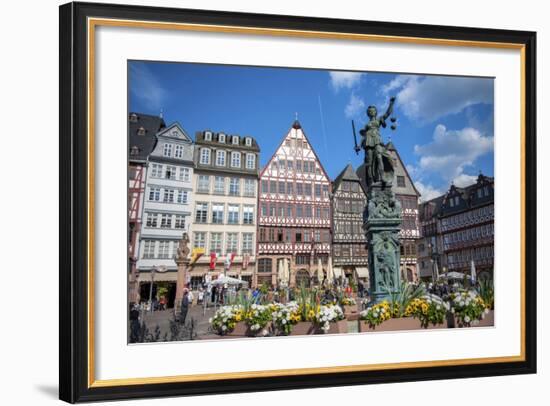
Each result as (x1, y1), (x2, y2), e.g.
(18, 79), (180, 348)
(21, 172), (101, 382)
(136, 122), (194, 307)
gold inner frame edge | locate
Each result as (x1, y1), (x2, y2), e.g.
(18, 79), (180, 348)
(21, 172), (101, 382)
(86, 17), (527, 388)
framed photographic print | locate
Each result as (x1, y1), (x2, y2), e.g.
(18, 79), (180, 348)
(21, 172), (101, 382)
(59, 1), (537, 403)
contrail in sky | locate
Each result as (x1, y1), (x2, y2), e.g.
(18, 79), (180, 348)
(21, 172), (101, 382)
(317, 94), (328, 156)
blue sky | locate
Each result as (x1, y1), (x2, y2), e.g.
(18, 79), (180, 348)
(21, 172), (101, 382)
(129, 61), (494, 201)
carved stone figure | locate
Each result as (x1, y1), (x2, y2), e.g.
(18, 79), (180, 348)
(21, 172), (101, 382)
(175, 232), (190, 262)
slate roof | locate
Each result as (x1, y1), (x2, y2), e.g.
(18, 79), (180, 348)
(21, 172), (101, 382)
(333, 163), (362, 192)
(195, 130), (260, 152)
(128, 112), (166, 162)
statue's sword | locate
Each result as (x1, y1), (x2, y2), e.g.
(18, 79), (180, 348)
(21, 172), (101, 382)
(352, 119), (359, 155)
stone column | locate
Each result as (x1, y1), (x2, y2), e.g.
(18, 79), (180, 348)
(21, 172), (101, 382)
(174, 232), (190, 313)
(365, 185), (402, 303)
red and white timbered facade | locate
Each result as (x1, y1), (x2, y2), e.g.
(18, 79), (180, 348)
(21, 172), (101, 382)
(256, 120), (332, 287)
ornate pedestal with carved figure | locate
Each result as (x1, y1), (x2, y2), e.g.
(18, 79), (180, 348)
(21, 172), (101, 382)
(174, 233), (190, 313)
(365, 185), (402, 303)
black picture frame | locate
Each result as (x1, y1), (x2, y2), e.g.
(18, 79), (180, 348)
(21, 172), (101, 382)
(59, 1), (537, 403)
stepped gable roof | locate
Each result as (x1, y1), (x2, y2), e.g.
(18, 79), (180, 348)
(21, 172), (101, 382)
(128, 112), (166, 162)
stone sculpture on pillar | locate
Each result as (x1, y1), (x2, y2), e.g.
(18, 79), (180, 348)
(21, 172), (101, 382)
(354, 96), (402, 303)
(175, 232), (190, 312)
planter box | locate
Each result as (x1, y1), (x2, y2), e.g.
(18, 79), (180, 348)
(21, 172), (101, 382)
(224, 322), (271, 337)
(358, 317), (423, 332)
(453, 310), (494, 328)
(343, 304), (359, 321)
(288, 321), (316, 335)
(316, 319), (348, 334)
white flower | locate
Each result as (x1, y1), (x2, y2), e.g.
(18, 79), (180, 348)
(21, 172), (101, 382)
(221, 325), (227, 331)
(464, 316), (471, 323)
(208, 318), (212, 323)
(485, 308), (490, 314)
(282, 319), (287, 324)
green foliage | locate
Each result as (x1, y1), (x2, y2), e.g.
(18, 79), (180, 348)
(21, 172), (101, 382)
(477, 278), (494, 310)
(385, 281), (427, 318)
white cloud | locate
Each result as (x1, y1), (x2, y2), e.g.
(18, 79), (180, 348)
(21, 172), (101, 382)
(452, 173), (478, 187)
(344, 93), (365, 119)
(415, 181), (445, 202)
(414, 124), (493, 184)
(382, 75), (493, 123)
(329, 71), (365, 92)
(129, 62), (167, 111)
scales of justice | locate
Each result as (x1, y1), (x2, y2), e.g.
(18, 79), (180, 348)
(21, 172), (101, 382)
(352, 96), (403, 303)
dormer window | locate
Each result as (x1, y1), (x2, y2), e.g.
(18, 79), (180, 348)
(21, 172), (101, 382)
(129, 113), (138, 122)
(218, 133), (226, 143)
(204, 131), (212, 141)
(137, 127), (146, 136)
(232, 136), (239, 145)
(163, 143), (173, 157)
(130, 146), (140, 156)
(245, 137), (252, 146)
(172, 130), (179, 137)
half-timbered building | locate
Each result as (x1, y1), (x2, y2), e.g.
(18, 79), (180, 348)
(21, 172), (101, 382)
(256, 120), (332, 288)
(331, 164), (369, 284)
(128, 112), (165, 304)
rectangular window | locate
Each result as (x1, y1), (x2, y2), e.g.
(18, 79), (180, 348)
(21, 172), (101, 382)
(261, 203), (267, 217)
(397, 176), (406, 187)
(160, 214), (172, 228)
(177, 190), (188, 204)
(246, 153), (256, 169)
(230, 152), (241, 168)
(315, 207), (321, 218)
(243, 178), (255, 197)
(314, 184), (321, 198)
(195, 203), (208, 223)
(296, 183), (303, 196)
(163, 143), (173, 157)
(148, 187), (161, 201)
(226, 232), (238, 254)
(229, 178), (240, 196)
(216, 150), (226, 166)
(304, 183), (312, 197)
(174, 215), (186, 229)
(212, 203), (224, 224)
(261, 180), (268, 194)
(174, 144), (184, 158)
(322, 185), (329, 198)
(296, 254), (309, 265)
(178, 167), (190, 182)
(197, 175), (210, 193)
(295, 232), (302, 243)
(210, 233), (223, 254)
(278, 181), (286, 194)
(270, 180), (277, 194)
(199, 148), (211, 165)
(150, 164), (162, 178)
(145, 213), (157, 227)
(163, 189), (174, 203)
(305, 205), (312, 218)
(242, 233), (253, 254)
(304, 231), (311, 242)
(296, 205), (303, 217)
(232, 135), (239, 145)
(214, 176), (225, 194)
(287, 182), (294, 195)
(142, 240), (155, 259)
(243, 205), (254, 224)
(193, 232), (206, 249)
(295, 160), (302, 172)
(228, 204), (240, 224)
(158, 241), (171, 258)
(287, 160), (294, 171)
(269, 203), (276, 217)
(287, 204), (293, 217)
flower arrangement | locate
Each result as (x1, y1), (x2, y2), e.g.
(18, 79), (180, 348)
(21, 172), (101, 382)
(340, 296), (357, 306)
(359, 301), (392, 327)
(244, 303), (272, 333)
(404, 295), (449, 328)
(209, 305), (244, 335)
(449, 289), (489, 326)
(315, 304), (345, 333)
(271, 302), (302, 335)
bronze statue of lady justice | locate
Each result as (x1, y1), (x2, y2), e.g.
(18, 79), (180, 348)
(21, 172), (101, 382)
(353, 96), (397, 188)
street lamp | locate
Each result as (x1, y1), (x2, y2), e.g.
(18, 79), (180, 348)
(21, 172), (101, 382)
(149, 265), (167, 313)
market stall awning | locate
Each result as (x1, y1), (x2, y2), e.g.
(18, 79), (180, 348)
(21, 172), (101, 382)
(355, 267), (369, 278)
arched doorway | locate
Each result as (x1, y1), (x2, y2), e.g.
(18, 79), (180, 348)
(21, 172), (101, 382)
(295, 269), (310, 287)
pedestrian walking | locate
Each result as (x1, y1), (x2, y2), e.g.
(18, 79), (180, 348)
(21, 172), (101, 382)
(129, 304), (141, 343)
(180, 289), (190, 324)
(188, 289), (195, 307)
